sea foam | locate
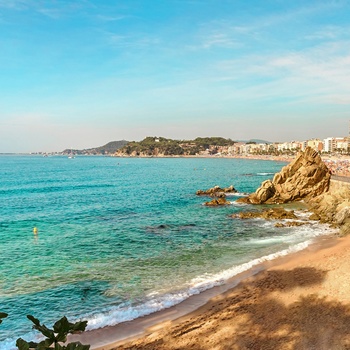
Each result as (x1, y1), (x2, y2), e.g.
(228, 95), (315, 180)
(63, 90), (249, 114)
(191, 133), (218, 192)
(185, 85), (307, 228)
(82, 236), (330, 332)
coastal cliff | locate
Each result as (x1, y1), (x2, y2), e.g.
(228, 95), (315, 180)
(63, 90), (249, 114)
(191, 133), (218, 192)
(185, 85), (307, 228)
(237, 146), (350, 235)
(237, 147), (330, 204)
(308, 179), (350, 235)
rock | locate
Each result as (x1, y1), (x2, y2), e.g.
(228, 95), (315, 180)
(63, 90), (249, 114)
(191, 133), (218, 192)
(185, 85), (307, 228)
(204, 197), (231, 206)
(197, 185), (237, 196)
(340, 222), (350, 236)
(307, 178), (350, 235)
(274, 221), (305, 228)
(231, 207), (297, 220)
(309, 213), (320, 221)
(334, 206), (350, 225)
(239, 147), (330, 205)
(211, 192), (226, 198)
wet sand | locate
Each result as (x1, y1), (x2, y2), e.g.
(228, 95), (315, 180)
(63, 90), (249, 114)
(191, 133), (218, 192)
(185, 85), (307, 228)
(71, 233), (350, 350)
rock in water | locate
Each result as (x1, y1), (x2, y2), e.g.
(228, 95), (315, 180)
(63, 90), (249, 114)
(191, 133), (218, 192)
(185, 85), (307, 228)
(204, 197), (231, 206)
(237, 147), (330, 204)
(231, 207), (297, 220)
(196, 185), (237, 196)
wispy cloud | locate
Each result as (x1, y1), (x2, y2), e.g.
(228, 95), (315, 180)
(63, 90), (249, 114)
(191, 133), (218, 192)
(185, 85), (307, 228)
(95, 14), (126, 22)
(0, 0), (95, 18)
(101, 30), (161, 49)
(211, 38), (350, 106)
(304, 25), (350, 41)
(0, 0), (33, 10)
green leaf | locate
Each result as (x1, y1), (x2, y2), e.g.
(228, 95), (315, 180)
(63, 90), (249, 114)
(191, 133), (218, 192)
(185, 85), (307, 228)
(0, 312), (8, 325)
(27, 315), (41, 326)
(15, 338), (30, 350)
(54, 343), (64, 350)
(64, 342), (90, 350)
(53, 316), (70, 334)
(27, 341), (39, 348)
(37, 338), (54, 349)
(55, 332), (67, 344)
(37, 324), (55, 341)
(69, 320), (88, 334)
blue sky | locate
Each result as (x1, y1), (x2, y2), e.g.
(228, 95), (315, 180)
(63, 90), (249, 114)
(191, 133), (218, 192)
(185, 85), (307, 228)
(1, 0), (350, 152)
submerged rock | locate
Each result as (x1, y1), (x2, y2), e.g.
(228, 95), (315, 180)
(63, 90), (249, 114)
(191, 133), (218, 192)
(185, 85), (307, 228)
(231, 207), (297, 220)
(274, 221), (306, 228)
(237, 147), (330, 205)
(196, 185), (237, 196)
(204, 197), (231, 206)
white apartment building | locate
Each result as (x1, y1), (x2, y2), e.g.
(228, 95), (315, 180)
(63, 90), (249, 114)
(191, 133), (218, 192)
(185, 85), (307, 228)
(323, 137), (349, 153)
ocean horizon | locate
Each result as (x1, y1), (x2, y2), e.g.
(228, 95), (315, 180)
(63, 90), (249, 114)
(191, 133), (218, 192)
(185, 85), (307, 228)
(0, 155), (336, 349)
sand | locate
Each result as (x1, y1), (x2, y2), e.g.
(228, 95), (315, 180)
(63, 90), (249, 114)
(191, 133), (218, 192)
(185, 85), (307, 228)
(70, 233), (350, 350)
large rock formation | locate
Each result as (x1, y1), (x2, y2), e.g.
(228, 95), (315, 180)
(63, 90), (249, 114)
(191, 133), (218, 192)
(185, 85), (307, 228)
(237, 147), (330, 205)
(308, 179), (350, 235)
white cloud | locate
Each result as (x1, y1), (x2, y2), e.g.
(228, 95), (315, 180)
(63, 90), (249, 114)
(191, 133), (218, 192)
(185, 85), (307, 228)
(211, 39), (350, 105)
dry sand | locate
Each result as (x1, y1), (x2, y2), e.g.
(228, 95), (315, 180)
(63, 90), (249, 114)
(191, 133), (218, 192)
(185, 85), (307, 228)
(72, 232), (350, 350)
(71, 233), (350, 350)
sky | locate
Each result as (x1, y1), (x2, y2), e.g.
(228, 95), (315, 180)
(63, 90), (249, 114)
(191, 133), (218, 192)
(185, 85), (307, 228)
(0, 0), (350, 153)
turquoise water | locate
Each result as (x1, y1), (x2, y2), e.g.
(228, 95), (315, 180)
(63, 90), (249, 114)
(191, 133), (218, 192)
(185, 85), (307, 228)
(0, 156), (334, 348)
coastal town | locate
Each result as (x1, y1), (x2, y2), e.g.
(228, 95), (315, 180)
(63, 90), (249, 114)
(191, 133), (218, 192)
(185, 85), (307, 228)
(43, 133), (350, 177)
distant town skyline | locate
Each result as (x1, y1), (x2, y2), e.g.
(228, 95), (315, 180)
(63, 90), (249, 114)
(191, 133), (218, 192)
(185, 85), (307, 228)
(1, 1), (350, 153)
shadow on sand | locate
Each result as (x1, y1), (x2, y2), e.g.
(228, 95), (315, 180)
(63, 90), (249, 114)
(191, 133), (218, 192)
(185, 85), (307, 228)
(119, 267), (350, 350)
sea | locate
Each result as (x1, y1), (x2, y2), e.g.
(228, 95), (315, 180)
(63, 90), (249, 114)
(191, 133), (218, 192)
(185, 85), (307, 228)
(0, 155), (336, 349)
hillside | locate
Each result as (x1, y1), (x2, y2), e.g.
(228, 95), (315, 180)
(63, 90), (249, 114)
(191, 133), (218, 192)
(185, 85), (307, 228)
(62, 140), (128, 155)
(115, 136), (236, 156)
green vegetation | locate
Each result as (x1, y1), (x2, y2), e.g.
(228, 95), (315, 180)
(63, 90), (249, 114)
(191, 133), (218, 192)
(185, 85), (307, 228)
(63, 140), (129, 155)
(0, 312), (8, 324)
(1, 313), (90, 350)
(119, 136), (236, 156)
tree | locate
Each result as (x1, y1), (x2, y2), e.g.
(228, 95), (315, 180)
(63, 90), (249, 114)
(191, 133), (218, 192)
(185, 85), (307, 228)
(0, 312), (8, 324)
(16, 315), (90, 350)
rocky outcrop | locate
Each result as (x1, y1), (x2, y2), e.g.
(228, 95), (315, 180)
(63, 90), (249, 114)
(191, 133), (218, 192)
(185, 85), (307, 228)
(274, 221), (306, 228)
(308, 180), (350, 235)
(231, 207), (297, 220)
(237, 147), (330, 205)
(197, 185), (237, 196)
(204, 197), (231, 206)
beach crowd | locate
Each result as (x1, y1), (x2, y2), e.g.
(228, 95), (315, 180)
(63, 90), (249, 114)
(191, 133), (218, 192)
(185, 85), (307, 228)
(323, 158), (350, 177)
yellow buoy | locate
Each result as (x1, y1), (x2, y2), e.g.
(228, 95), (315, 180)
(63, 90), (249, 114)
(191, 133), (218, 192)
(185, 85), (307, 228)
(33, 227), (38, 234)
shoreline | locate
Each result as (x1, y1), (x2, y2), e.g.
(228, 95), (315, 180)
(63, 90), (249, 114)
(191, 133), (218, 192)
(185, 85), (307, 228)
(113, 153), (350, 177)
(70, 231), (346, 350)
(118, 232), (350, 349)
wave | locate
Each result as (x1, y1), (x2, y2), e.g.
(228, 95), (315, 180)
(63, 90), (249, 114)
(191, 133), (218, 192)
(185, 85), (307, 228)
(0, 227), (336, 350)
(79, 239), (327, 332)
(241, 172), (275, 176)
(225, 192), (249, 197)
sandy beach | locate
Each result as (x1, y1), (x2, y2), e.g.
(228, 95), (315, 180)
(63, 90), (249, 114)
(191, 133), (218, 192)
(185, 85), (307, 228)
(116, 234), (350, 350)
(70, 232), (350, 350)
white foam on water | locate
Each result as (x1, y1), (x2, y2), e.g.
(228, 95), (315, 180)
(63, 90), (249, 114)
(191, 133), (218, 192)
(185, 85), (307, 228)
(225, 192), (249, 197)
(1, 218), (336, 350)
(0, 330), (40, 350)
(80, 229), (334, 333)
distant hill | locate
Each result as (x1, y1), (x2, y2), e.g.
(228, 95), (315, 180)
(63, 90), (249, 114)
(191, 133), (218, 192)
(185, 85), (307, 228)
(237, 139), (272, 144)
(115, 136), (236, 156)
(63, 140), (129, 155)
